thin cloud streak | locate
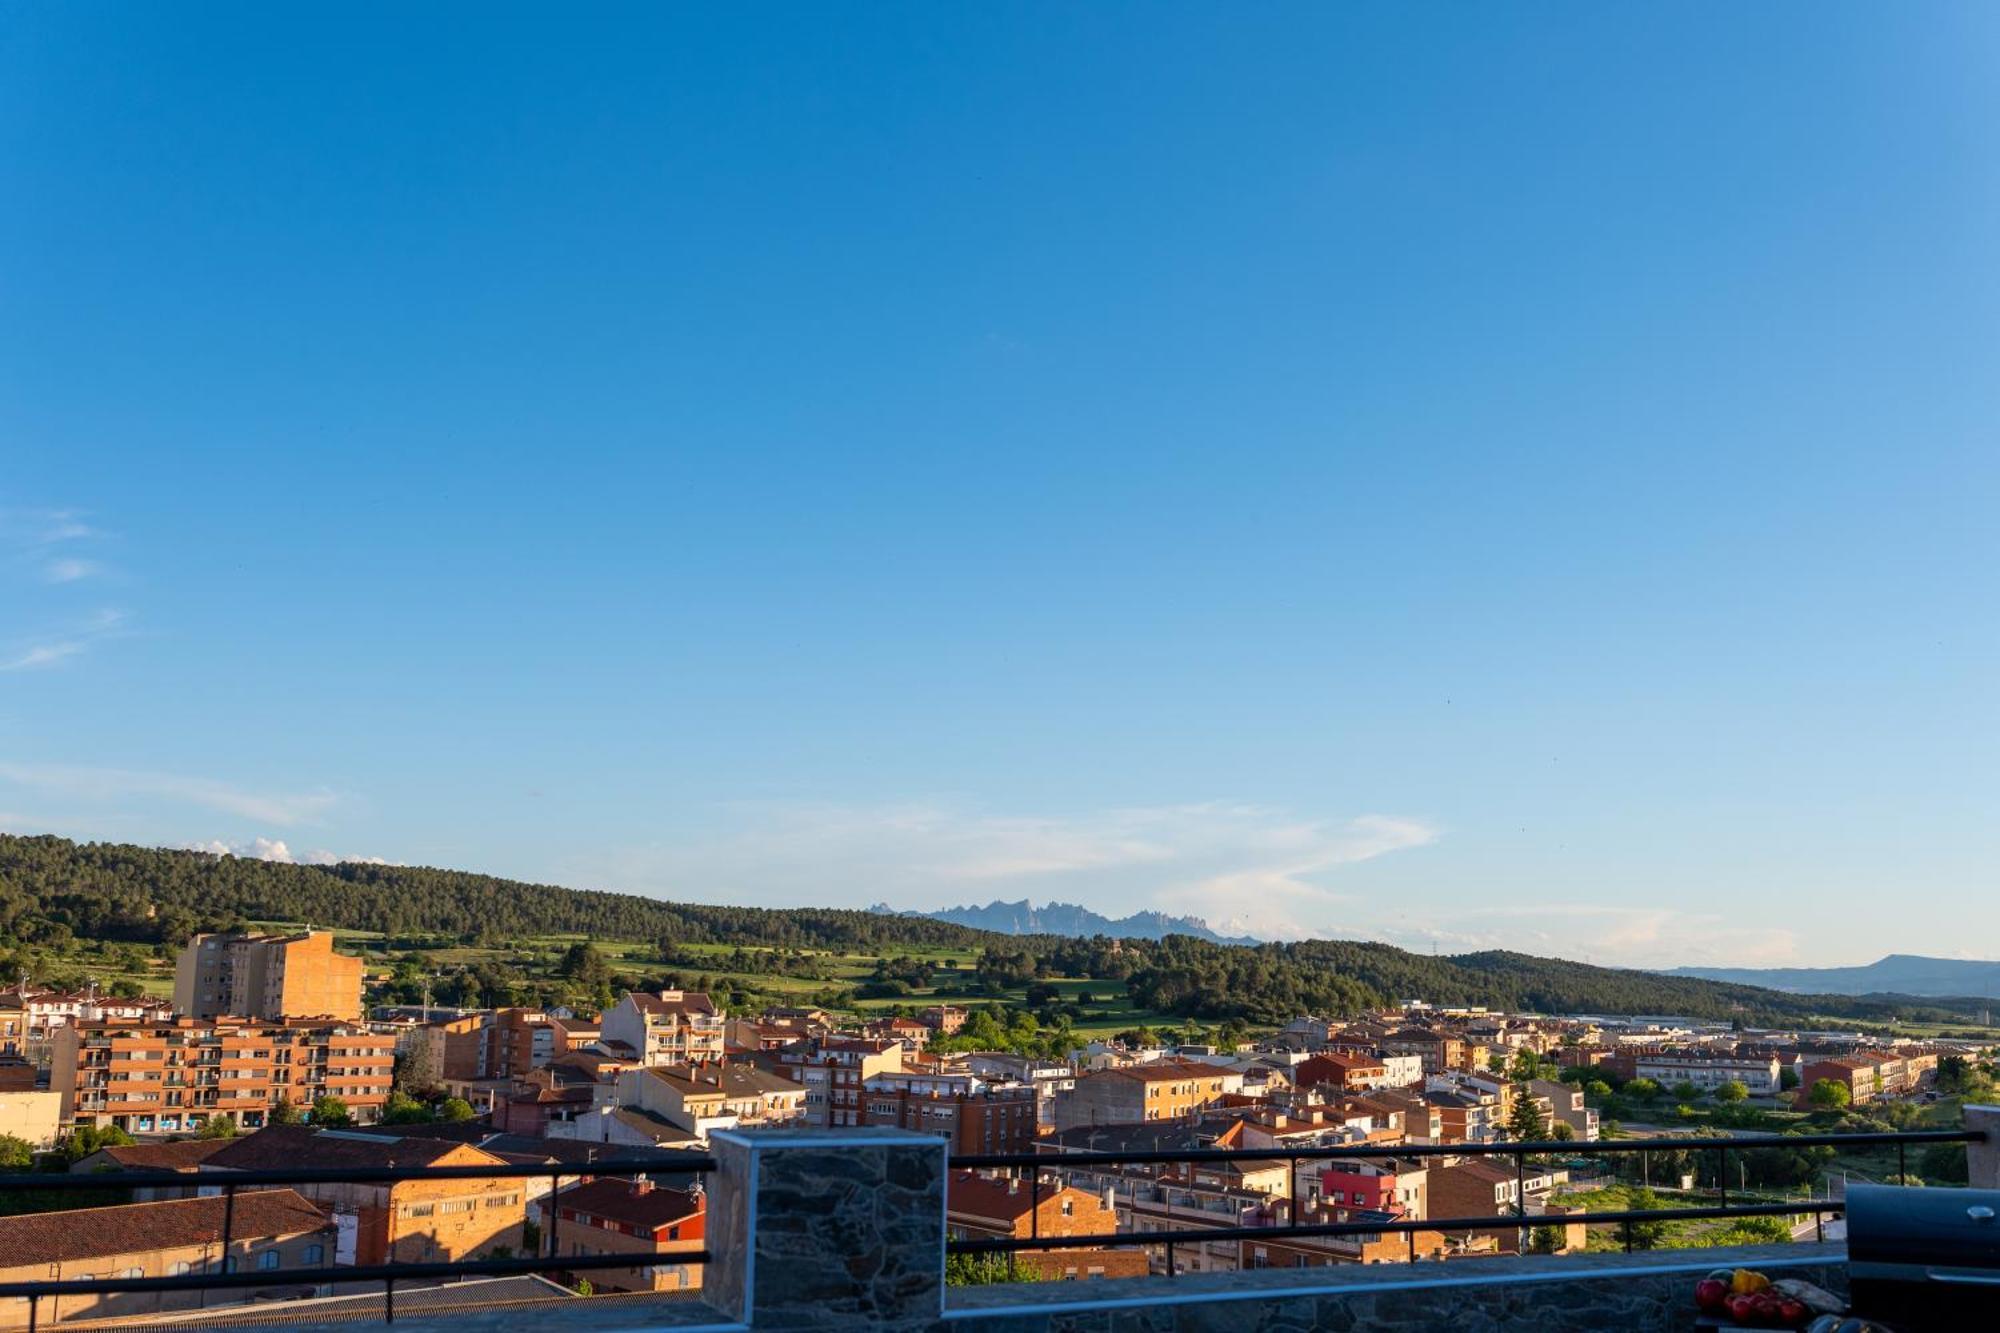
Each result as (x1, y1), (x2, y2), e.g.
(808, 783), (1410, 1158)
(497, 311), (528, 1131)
(0, 607), (130, 672)
(1369, 902), (1802, 971)
(571, 800), (1440, 937)
(0, 762), (337, 826)
(2, 505), (125, 670)
(1, 642), (85, 671)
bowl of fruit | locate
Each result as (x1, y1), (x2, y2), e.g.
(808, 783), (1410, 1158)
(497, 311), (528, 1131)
(1692, 1269), (1835, 1328)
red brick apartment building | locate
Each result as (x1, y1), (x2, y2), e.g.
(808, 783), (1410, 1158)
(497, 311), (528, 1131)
(1795, 1049), (1940, 1108)
(53, 1017), (394, 1133)
(537, 1176), (707, 1294)
(863, 1082), (1038, 1155)
(946, 1170), (1146, 1279)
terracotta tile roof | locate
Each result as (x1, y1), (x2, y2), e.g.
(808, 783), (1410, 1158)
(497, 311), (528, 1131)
(0, 1190), (329, 1266)
(1106, 1058), (1232, 1083)
(1436, 1158), (1514, 1185)
(947, 1170), (1038, 1223)
(642, 1063), (804, 1098)
(546, 1177), (703, 1232)
(625, 991), (718, 1018)
(205, 1125), (498, 1172)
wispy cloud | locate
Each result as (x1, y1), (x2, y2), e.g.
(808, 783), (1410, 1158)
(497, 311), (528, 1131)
(3, 506), (126, 670)
(1, 507), (99, 547)
(1150, 813), (1442, 940)
(43, 557), (100, 584)
(570, 800), (1439, 938)
(1, 642), (86, 671)
(0, 762), (337, 826)
(1367, 902), (1801, 971)
(0, 607), (131, 672)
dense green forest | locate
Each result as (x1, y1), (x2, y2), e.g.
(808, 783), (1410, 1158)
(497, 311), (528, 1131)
(0, 833), (1972, 1027)
(0, 833), (993, 952)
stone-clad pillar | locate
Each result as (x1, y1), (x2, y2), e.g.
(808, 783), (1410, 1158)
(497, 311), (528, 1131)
(1967, 1104), (1999, 1190)
(706, 1127), (947, 1330)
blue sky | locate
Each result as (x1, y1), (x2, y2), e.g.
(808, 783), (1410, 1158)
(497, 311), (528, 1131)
(4, 5), (1997, 967)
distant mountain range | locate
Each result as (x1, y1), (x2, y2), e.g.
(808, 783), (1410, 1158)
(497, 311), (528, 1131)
(1664, 954), (2000, 999)
(870, 898), (1262, 945)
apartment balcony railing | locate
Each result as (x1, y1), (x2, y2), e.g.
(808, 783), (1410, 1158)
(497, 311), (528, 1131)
(0, 1151), (716, 1330)
(0, 1120), (1993, 1331)
(948, 1127), (1986, 1274)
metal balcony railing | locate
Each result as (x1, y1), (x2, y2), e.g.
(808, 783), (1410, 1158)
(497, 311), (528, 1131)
(0, 1151), (716, 1329)
(948, 1128), (1986, 1274)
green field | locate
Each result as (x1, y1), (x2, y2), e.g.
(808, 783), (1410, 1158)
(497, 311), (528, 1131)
(5, 922), (1185, 1043)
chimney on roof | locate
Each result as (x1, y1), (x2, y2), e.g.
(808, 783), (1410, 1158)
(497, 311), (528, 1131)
(1007, 1177), (1019, 1195)
(630, 1175), (653, 1196)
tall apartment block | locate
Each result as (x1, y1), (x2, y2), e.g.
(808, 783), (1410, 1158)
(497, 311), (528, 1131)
(173, 931), (365, 1022)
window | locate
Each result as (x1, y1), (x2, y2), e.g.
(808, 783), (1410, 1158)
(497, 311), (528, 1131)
(258, 1251), (281, 1271)
(171, 1262), (193, 1276)
(303, 1244), (325, 1265)
(121, 1267), (142, 1279)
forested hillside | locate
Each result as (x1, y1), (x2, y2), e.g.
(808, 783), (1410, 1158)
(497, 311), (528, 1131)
(0, 833), (992, 952)
(0, 833), (1965, 1026)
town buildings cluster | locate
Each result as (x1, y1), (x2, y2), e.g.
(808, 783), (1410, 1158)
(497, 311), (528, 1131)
(0, 933), (1981, 1326)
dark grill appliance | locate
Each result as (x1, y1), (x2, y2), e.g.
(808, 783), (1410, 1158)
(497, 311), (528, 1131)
(1846, 1182), (2000, 1330)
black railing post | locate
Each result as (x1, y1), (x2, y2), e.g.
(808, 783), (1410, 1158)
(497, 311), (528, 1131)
(1514, 1145), (1527, 1254)
(385, 1276), (395, 1324)
(547, 1175), (562, 1264)
(1898, 1141), (1907, 1184)
(1030, 1169), (1040, 1242)
(220, 1183), (236, 1269)
(1718, 1145), (1728, 1210)
(1166, 1235), (1176, 1277)
(26, 1293), (35, 1333)
(1622, 1218), (1633, 1253)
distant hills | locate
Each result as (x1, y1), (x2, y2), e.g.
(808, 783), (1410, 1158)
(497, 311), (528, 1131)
(1665, 954), (2000, 999)
(0, 832), (1986, 1024)
(871, 898), (1261, 945)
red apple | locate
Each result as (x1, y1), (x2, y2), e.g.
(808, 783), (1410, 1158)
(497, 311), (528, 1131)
(1695, 1278), (1730, 1312)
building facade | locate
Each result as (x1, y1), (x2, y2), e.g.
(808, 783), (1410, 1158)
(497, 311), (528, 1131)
(537, 1176), (706, 1294)
(1053, 1060), (1241, 1131)
(53, 1017), (395, 1133)
(205, 1127), (527, 1265)
(598, 991), (725, 1067)
(174, 932), (365, 1022)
